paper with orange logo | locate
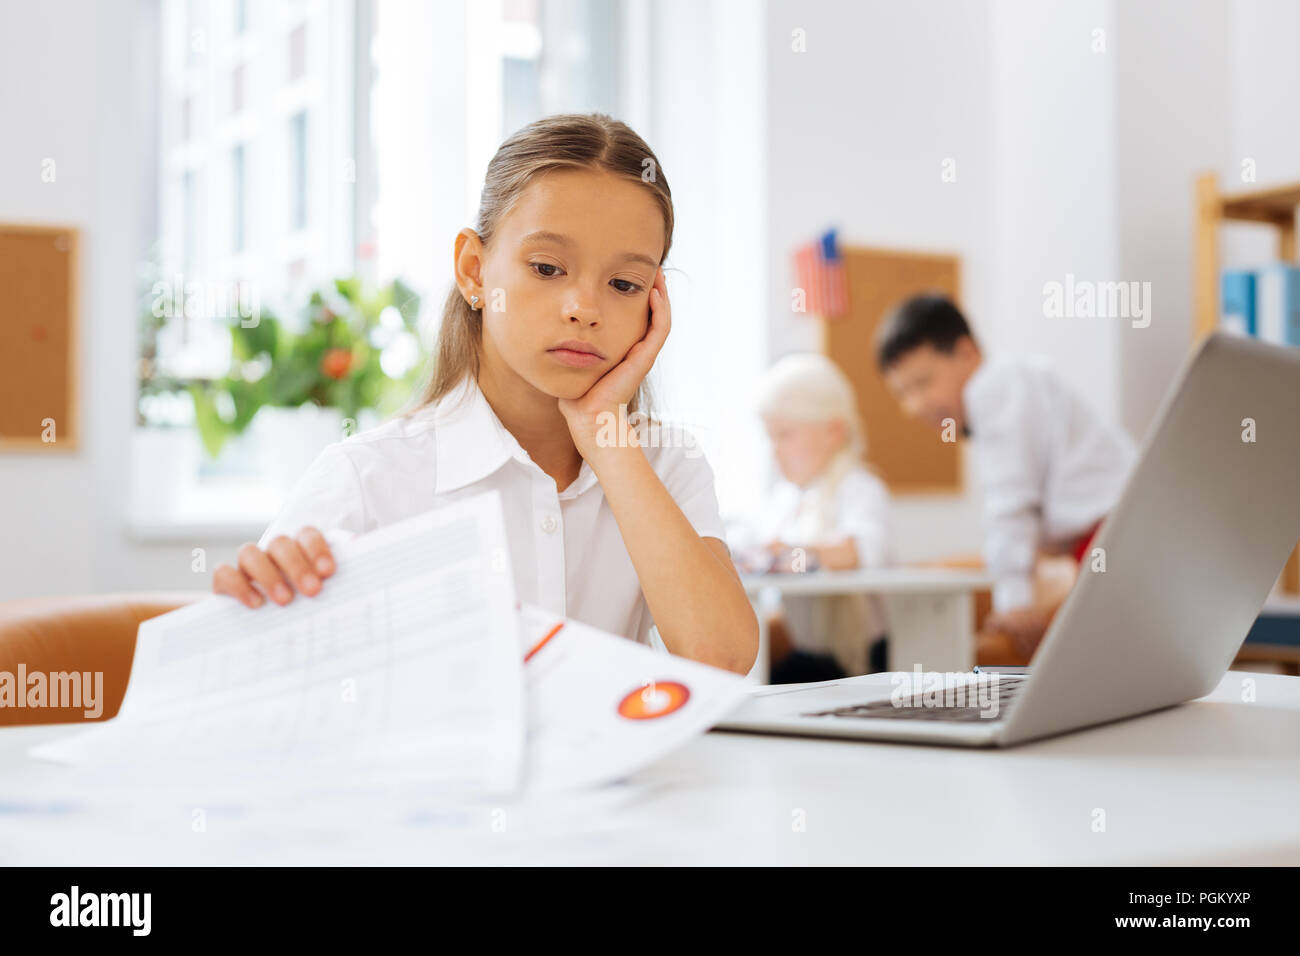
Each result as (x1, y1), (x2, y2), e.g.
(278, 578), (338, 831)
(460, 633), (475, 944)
(517, 603), (748, 794)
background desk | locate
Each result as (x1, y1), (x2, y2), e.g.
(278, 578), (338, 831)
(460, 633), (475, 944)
(743, 569), (994, 682)
(1, 671), (1294, 865)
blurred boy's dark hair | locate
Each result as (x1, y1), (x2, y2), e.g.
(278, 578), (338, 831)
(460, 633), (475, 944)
(875, 294), (976, 370)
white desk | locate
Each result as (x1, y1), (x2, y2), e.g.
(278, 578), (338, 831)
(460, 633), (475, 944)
(3, 671), (1293, 865)
(742, 569), (994, 681)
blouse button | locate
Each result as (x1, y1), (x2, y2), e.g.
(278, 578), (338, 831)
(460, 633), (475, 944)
(541, 514), (558, 533)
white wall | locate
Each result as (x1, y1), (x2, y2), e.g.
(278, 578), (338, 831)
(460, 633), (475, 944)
(1114, 0), (1230, 439)
(1222, 0), (1300, 266)
(990, 0), (1120, 420)
(765, 0), (997, 561)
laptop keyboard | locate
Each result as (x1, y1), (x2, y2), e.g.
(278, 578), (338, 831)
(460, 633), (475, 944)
(801, 677), (1026, 722)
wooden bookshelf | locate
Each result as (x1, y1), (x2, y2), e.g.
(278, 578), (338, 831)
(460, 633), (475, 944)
(1194, 172), (1300, 592)
(1194, 173), (1300, 336)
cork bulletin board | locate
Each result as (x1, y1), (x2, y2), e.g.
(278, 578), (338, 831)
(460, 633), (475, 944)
(818, 245), (962, 494)
(0, 223), (79, 451)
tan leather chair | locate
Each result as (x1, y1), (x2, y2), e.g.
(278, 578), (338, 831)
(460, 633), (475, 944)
(0, 592), (203, 726)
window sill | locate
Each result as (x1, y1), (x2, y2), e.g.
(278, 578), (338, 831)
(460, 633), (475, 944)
(126, 517), (272, 544)
(127, 475), (280, 544)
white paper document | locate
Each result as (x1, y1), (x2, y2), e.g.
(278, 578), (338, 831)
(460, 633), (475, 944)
(21, 490), (747, 824)
(31, 491), (526, 796)
(516, 603), (748, 793)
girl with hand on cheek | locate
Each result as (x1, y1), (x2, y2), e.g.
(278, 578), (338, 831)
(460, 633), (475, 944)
(212, 113), (758, 676)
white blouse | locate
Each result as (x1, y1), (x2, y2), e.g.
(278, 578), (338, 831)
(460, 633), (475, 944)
(257, 376), (729, 648)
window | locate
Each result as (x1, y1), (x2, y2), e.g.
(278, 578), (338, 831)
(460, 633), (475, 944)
(137, 0), (361, 536)
(289, 110), (308, 232)
(181, 168), (197, 268)
(231, 62), (245, 113)
(501, 1), (543, 138)
(136, 0), (766, 537)
(150, 0), (356, 379)
(231, 142), (245, 252)
(288, 22), (308, 81)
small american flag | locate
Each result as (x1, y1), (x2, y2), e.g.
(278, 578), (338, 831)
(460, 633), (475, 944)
(792, 227), (849, 319)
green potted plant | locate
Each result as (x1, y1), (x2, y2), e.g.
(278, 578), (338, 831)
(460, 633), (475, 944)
(187, 276), (424, 463)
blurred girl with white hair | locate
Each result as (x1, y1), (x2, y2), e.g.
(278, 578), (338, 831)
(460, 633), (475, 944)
(730, 352), (892, 683)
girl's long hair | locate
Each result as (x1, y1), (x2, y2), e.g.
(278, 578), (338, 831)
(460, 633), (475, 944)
(405, 113), (673, 416)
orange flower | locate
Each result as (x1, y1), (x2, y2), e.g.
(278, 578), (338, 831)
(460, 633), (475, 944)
(321, 348), (353, 380)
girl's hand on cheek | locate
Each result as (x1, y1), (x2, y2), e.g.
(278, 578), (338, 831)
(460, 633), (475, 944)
(558, 266), (671, 458)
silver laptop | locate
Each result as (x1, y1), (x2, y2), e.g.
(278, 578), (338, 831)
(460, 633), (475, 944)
(716, 333), (1300, 747)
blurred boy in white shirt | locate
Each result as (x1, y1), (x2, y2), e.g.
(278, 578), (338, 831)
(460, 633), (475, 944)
(730, 353), (892, 682)
(877, 294), (1136, 658)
